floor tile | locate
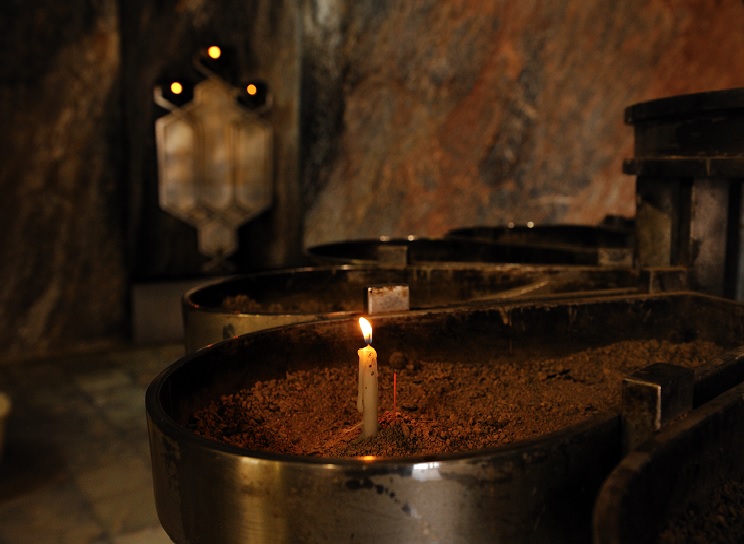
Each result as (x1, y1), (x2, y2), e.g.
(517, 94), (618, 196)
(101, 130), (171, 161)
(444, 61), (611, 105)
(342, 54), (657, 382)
(75, 451), (153, 501)
(0, 476), (103, 544)
(0, 343), (181, 544)
(75, 369), (133, 395)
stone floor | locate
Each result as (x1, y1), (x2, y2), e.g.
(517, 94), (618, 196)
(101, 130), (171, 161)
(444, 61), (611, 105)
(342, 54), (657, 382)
(0, 343), (185, 544)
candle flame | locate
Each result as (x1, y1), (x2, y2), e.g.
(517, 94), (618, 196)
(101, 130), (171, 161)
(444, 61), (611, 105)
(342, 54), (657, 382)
(359, 317), (372, 345)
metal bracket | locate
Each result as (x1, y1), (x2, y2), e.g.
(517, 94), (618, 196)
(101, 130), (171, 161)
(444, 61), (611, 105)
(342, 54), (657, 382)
(621, 363), (694, 453)
(640, 267), (689, 294)
(366, 285), (410, 314)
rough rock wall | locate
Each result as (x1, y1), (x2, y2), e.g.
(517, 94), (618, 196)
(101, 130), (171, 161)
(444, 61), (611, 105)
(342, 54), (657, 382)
(302, 0), (744, 246)
(2, 0), (744, 358)
(0, 1), (126, 358)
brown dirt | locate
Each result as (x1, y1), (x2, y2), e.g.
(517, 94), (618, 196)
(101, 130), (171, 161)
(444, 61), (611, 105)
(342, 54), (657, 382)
(656, 476), (744, 544)
(190, 339), (724, 459)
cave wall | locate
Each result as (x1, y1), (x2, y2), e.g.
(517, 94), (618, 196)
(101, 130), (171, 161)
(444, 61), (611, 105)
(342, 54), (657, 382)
(301, 0), (744, 245)
(2, 0), (744, 358)
(0, 1), (126, 358)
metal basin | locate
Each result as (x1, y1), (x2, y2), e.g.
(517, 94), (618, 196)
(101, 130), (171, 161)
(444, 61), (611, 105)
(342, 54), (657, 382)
(304, 236), (618, 267)
(446, 224), (634, 266)
(148, 293), (744, 544)
(624, 87), (744, 299)
(182, 264), (641, 352)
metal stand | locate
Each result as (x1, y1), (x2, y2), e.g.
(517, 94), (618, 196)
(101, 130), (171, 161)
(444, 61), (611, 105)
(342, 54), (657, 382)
(625, 88), (744, 299)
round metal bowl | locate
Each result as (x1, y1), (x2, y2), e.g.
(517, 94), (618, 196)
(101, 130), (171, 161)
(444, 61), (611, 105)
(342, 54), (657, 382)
(148, 293), (744, 544)
(304, 236), (615, 267)
(446, 224), (634, 266)
(182, 264), (641, 352)
(624, 86), (744, 159)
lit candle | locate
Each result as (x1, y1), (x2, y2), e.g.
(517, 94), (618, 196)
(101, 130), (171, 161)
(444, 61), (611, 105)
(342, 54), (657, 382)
(357, 317), (378, 438)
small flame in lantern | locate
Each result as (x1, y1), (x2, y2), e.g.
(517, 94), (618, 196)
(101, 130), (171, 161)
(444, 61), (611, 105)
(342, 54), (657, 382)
(207, 45), (221, 59)
(359, 317), (372, 345)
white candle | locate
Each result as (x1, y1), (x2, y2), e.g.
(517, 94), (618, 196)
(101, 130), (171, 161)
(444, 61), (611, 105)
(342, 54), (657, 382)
(357, 317), (378, 438)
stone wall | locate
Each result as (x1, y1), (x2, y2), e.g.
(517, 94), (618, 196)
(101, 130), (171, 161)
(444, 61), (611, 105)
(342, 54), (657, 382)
(0, 1), (126, 358)
(2, 0), (744, 358)
(301, 0), (744, 245)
